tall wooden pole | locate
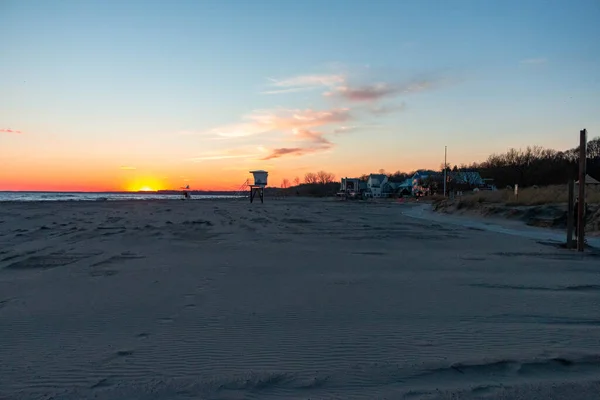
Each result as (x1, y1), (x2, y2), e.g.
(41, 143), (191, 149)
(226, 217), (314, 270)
(443, 146), (447, 197)
(566, 179), (574, 249)
(577, 129), (587, 252)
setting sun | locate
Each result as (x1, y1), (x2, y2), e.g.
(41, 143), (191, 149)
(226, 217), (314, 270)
(124, 177), (165, 192)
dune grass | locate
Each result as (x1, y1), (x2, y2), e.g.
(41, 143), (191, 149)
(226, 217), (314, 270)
(456, 185), (600, 206)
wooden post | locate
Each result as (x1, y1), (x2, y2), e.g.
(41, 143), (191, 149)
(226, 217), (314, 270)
(577, 129), (587, 252)
(249, 186), (264, 204)
(566, 179), (574, 249)
(443, 146), (447, 197)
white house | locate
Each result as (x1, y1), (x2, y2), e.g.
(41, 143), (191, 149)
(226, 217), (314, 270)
(366, 174), (389, 197)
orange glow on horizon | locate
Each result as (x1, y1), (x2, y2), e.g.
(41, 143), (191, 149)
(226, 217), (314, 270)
(123, 176), (166, 192)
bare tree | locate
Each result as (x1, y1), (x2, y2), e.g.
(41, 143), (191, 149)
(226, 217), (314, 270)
(316, 170), (336, 184)
(304, 172), (318, 184)
(293, 177), (300, 186)
(281, 178), (290, 189)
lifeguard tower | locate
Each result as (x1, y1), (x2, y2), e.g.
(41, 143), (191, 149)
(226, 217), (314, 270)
(249, 170), (268, 203)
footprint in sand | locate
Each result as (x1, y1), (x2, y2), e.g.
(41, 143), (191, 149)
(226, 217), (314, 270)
(115, 350), (134, 357)
(90, 378), (113, 389)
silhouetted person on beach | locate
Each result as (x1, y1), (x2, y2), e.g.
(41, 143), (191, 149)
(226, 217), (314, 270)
(182, 185), (191, 199)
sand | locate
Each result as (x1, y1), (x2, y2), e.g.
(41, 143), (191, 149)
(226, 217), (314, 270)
(433, 200), (600, 237)
(1, 198), (599, 400)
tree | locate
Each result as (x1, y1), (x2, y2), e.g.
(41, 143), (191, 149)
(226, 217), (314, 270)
(293, 177), (300, 186)
(316, 170), (336, 184)
(281, 178), (290, 189)
(304, 172), (318, 184)
(388, 171), (409, 183)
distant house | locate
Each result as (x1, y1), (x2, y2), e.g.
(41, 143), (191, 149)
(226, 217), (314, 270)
(366, 174), (391, 197)
(397, 179), (414, 195)
(340, 177), (361, 193)
(450, 171), (485, 189)
(411, 170), (442, 195)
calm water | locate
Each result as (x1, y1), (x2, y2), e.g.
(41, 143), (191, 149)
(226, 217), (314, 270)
(0, 192), (244, 202)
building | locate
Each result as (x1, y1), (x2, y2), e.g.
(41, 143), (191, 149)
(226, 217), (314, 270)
(340, 177), (361, 193)
(410, 170), (442, 195)
(451, 171), (485, 187)
(339, 177), (362, 198)
(366, 174), (393, 197)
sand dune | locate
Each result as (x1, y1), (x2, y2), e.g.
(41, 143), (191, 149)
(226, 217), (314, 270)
(1, 198), (599, 399)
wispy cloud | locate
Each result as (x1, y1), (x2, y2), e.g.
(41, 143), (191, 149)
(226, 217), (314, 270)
(327, 83), (397, 101)
(326, 79), (436, 102)
(270, 74), (345, 87)
(261, 145), (331, 160)
(200, 69), (455, 161)
(293, 128), (332, 145)
(188, 146), (267, 162)
(1, 128), (23, 134)
(520, 58), (547, 65)
(261, 87), (317, 95)
(332, 126), (357, 134)
(120, 166), (137, 170)
(205, 107), (352, 138)
(261, 129), (333, 160)
(262, 74), (345, 95)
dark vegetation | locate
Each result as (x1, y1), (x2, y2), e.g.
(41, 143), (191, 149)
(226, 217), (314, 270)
(277, 137), (600, 196)
(467, 137), (600, 188)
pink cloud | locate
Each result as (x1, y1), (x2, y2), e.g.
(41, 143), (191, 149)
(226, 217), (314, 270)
(261, 129), (334, 160)
(293, 129), (332, 145)
(261, 143), (332, 160)
(326, 79), (437, 102)
(207, 107), (352, 138)
(263, 74), (345, 94)
(329, 83), (398, 101)
(1, 128), (22, 134)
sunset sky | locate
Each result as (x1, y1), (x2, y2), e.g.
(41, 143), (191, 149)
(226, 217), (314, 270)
(2, 0), (600, 191)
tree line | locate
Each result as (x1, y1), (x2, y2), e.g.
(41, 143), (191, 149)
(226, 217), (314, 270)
(468, 137), (600, 188)
(279, 137), (600, 192)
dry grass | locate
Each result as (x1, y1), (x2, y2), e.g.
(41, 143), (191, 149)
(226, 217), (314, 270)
(456, 185), (600, 206)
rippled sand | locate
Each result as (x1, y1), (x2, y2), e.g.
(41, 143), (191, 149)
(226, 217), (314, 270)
(1, 198), (599, 399)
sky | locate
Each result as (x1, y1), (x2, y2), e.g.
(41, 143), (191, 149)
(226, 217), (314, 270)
(2, 0), (600, 191)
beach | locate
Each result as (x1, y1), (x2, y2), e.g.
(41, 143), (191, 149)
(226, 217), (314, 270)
(1, 198), (600, 399)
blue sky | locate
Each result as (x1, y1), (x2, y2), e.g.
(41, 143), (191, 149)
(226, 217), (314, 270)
(1, 0), (600, 190)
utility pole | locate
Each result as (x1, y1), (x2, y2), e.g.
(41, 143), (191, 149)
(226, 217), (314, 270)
(577, 129), (587, 252)
(566, 179), (574, 249)
(443, 146), (447, 197)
